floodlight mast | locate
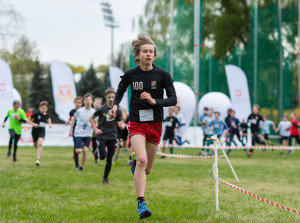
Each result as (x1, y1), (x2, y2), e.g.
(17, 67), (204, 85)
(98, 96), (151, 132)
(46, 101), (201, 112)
(100, 2), (119, 66)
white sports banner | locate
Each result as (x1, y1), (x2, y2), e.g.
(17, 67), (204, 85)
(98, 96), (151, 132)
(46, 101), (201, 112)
(0, 123), (205, 147)
(0, 58), (14, 122)
(109, 66), (128, 111)
(225, 65), (251, 120)
(50, 61), (77, 122)
(0, 124), (73, 146)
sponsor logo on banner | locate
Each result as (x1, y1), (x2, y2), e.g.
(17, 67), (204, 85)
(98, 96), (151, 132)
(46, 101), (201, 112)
(0, 83), (7, 93)
(58, 85), (74, 102)
(235, 89), (242, 97)
(20, 125), (33, 143)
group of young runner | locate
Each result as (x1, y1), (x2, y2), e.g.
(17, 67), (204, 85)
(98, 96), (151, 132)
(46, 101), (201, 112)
(2, 35), (299, 220)
(200, 104), (300, 157)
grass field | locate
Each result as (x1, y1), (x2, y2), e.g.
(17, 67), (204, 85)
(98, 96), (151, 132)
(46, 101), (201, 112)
(1, 146), (300, 222)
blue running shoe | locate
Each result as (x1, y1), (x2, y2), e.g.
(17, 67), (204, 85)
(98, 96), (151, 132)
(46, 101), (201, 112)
(131, 152), (136, 175)
(138, 202), (151, 219)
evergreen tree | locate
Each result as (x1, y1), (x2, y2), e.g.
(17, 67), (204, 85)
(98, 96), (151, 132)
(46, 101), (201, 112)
(28, 58), (47, 111)
(77, 64), (104, 98)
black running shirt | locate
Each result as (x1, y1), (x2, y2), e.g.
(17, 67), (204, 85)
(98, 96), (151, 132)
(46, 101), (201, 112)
(247, 113), (263, 133)
(164, 116), (180, 135)
(31, 112), (50, 129)
(114, 65), (177, 123)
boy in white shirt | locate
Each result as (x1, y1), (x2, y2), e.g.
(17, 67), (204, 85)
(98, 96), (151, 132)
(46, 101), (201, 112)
(69, 93), (95, 171)
(275, 115), (292, 156)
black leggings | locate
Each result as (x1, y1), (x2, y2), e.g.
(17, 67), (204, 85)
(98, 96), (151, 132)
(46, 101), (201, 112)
(98, 139), (116, 179)
(289, 135), (300, 146)
(230, 131), (245, 146)
(91, 137), (98, 160)
(250, 132), (265, 152)
(8, 129), (21, 156)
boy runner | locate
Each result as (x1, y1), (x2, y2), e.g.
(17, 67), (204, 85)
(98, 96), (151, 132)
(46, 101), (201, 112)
(161, 107), (179, 158)
(259, 114), (275, 146)
(89, 88), (123, 184)
(247, 104), (265, 157)
(2, 100), (38, 162)
(108, 36), (177, 219)
(209, 111), (227, 139)
(275, 115), (292, 155)
(173, 105), (190, 146)
(69, 93), (95, 171)
(66, 96), (83, 169)
(30, 101), (52, 166)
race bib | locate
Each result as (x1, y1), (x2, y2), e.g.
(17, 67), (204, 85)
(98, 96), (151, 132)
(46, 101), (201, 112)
(11, 114), (17, 119)
(106, 113), (115, 122)
(252, 119), (257, 124)
(139, 109), (154, 122)
(166, 121), (172, 127)
(39, 122), (46, 127)
(215, 124), (219, 128)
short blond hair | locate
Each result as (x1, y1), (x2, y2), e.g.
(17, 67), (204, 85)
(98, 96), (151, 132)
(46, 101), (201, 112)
(131, 36), (157, 66)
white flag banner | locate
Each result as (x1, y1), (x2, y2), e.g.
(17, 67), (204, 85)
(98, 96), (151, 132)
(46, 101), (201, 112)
(0, 58), (14, 122)
(109, 66), (128, 111)
(163, 81), (196, 138)
(50, 60), (77, 122)
(225, 64), (251, 120)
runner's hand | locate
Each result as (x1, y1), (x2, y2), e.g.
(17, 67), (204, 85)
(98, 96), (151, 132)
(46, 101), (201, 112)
(69, 130), (73, 137)
(140, 92), (156, 105)
(95, 129), (102, 135)
(108, 107), (117, 119)
(33, 123), (39, 128)
(2, 123), (5, 128)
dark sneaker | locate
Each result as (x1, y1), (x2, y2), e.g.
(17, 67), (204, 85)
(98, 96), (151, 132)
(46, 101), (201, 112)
(78, 166), (83, 171)
(247, 152), (252, 158)
(227, 150), (232, 155)
(35, 160), (40, 166)
(160, 156), (166, 159)
(186, 139), (190, 145)
(12, 154), (17, 162)
(102, 178), (110, 184)
(138, 202), (151, 219)
(75, 165), (80, 169)
(94, 159), (99, 165)
(288, 149), (294, 155)
(280, 151), (284, 156)
(6, 151), (11, 158)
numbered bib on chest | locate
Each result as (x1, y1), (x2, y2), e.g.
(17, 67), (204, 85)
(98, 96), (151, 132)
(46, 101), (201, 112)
(166, 121), (172, 127)
(139, 109), (154, 122)
(39, 122), (46, 127)
(11, 114), (17, 119)
(252, 119), (257, 124)
(214, 124), (219, 128)
(106, 114), (115, 122)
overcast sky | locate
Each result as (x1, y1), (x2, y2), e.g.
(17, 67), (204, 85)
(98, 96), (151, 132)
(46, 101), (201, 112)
(9, 0), (147, 68)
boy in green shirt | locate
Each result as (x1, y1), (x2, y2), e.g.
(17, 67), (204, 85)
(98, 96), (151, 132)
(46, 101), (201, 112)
(2, 100), (38, 162)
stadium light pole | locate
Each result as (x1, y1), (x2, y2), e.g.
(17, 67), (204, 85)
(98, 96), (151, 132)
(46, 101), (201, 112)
(194, 0), (200, 126)
(100, 2), (119, 66)
(170, 0), (174, 79)
(278, 0), (283, 119)
(253, 0), (258, 105)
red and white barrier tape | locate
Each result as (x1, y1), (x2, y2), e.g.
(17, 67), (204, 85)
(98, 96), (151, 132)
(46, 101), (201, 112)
(172, 145), (300, 150)
(216, 176), (300, 214)
(156, 151), (215, 159)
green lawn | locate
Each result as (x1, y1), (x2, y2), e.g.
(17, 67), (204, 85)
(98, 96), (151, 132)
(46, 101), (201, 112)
(0, 146), (300, 222)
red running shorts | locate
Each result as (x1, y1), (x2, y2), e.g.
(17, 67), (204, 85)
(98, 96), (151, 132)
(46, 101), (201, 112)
(128, 121), (162, 145)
